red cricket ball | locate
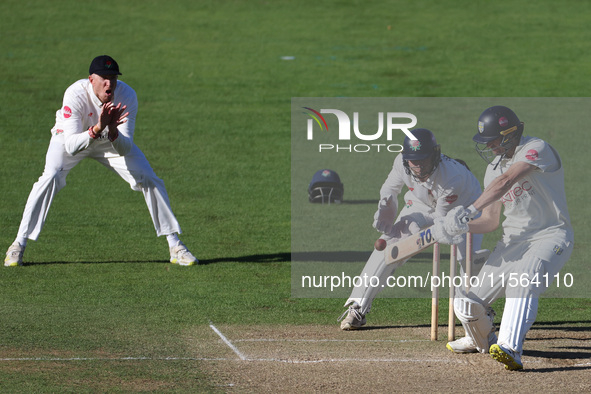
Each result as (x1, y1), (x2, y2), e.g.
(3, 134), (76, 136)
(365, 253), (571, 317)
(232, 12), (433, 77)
(374, 238), (387, 251)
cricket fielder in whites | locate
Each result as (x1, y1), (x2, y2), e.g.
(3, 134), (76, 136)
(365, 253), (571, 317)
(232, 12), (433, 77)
(434, 106), (574, 370)
(339, 128), (483, 330)
(4, 55), (197, 267)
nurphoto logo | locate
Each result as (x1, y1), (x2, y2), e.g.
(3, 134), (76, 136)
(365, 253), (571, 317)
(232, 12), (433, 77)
(303, 107), (417, 153)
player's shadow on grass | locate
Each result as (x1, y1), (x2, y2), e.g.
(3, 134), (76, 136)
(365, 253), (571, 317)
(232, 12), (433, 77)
(342, 199), (380, 205)
(23, 260), (171, 266)
(25, 254), (292, 265)
(24, 250), (457, 265)
(200, 251), (445, 265)
(199, 253), (291, 265)
(201, 251), (378, 265)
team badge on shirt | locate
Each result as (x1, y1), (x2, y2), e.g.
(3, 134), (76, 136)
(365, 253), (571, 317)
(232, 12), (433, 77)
(63, 106), (72, 119)
(445, 194), (458, 204)
(525, 149), (539, 161)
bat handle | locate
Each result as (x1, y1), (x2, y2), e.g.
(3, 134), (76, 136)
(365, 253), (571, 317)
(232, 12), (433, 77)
(460, 216), (471, 224)
(460, 204), (478, 224)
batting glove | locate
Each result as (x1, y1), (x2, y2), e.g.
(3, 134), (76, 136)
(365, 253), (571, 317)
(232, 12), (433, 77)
(432, 217), (464, 245)
(444, 206), (474, 236)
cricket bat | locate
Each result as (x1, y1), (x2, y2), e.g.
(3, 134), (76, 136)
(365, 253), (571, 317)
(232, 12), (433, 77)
(384, 226), (436, 265)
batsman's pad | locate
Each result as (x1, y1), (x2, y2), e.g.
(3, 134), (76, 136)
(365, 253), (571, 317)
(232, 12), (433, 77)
(454, 296), (494, 353)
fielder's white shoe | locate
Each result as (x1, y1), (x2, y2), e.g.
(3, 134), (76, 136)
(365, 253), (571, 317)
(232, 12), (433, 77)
(5, 243), (24, 267)
(338, 304), (366, 330)
(170, 242), (198, 266)
(490, 344), (523, 371)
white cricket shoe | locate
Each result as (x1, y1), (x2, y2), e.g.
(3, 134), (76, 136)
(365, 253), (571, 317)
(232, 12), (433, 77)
(446, 330), (497, 354)
(338, 304), (366, 330)
(5, 243), (24, 267)
(170, 242), (198, 266)
(490, 344), (523, 371)
(446, 336), (479, 353)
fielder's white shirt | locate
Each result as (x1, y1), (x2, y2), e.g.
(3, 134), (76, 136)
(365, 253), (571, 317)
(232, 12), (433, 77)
(51, 79), (138, 156)
(484, 136), (573, 243)
(380, 154), (482, 219)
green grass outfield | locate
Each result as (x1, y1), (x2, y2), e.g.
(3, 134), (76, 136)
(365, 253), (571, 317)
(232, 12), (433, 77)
(1, 0), (590, 391)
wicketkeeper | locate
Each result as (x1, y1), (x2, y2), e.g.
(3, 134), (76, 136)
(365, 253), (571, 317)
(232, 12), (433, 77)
(339, 128), (483, 330)
(434, 106), (574, 370)
(5, 55), (197, 267)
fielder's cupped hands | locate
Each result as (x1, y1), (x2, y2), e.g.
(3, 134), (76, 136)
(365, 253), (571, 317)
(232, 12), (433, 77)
(103, 102), (129, 127)
(99, 102), (128, 141)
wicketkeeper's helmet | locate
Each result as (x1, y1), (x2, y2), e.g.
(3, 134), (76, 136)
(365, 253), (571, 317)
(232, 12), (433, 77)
(402, 128), (441, 180)
(308, 169), (344, 204)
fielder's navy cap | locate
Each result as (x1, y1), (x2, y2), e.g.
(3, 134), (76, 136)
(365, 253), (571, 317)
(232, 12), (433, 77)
(89, 55), (122, 76)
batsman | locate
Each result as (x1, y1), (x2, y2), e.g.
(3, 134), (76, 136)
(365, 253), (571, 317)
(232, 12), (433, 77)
(434, 106), (574, 370)
(339, 128), (483, 330)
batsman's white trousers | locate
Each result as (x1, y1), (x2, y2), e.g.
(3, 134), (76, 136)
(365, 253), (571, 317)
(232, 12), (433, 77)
(17, 134), (182, 241)
(346, 201), (483, 315)
(457, 235), (573, 355)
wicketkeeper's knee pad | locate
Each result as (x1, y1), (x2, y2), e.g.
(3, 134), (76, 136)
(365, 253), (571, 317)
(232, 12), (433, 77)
(454, 296), (494, 352)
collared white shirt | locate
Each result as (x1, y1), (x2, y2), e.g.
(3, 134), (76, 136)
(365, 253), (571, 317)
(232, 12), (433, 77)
(380, 154), (482, 219)
(484, 136), (573, 243)
(51, 78), (138, 156)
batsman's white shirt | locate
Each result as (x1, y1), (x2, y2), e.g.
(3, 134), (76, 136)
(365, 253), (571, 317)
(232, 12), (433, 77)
(52, 79), (137, 156)
(484, 136), (573, 243)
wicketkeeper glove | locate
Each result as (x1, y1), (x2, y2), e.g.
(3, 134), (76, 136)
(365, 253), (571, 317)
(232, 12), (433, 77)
(373, 195), (397, 235)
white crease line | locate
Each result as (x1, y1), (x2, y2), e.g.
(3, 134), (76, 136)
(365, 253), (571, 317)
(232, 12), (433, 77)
(247, 357), (463, 364)
(233, 338), (427, 343)
(0, 356), (463, 364)
(0, 357), (227, 362)
(209, 323), (247, 361)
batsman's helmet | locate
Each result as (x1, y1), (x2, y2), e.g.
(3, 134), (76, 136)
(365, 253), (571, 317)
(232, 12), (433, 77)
(308, 169), (344, 204)
(473, 106), (524, 163)
(402, 129), (441, 180)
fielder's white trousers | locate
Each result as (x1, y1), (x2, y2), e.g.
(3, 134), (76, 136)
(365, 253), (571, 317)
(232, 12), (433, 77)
(17, 134), (182, 241)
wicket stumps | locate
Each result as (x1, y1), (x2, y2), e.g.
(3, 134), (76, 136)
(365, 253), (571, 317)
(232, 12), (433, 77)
(430, 233), (473, 341)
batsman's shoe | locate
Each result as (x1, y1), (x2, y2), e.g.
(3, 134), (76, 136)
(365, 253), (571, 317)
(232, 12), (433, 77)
(489, 344), (523, 371)
(5, 243), (24, 267)
(446, 336), (479, 353)
(170, 242), (198, 266)
(447, 329), (497, 354)
(338, 304), (366, 330)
